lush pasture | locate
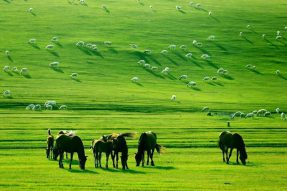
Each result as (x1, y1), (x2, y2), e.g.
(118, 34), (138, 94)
(0, 0), (287, 190)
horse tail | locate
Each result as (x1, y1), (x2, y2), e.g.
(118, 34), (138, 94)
(155, 144), (163, 154)
(119, 132), (136, 139)
(48, 129), (51, 135)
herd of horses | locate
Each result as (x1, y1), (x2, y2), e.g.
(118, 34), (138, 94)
(46, 129), (248, 170)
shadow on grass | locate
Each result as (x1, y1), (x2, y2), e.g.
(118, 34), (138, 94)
(4, 71), (13, 76)
(144, 68), (165, 79)
(72, 78), (82, 83)
(213, 81), (224, 86)
(178, 10), (186, 14)
(173, 51), (187, 61)
(22, 74), (32, 79)
(205, 60), (219, 69)
(163, 54), (179, 66)
(29, 43), (40, 50)
(190, 59), (203, 68)
(146, 55), (161, 65)
(143, 165), (176, 170)
(243, 37), (253, 44)
(68, 169), (98, 174)
(264, 39), (279, 49)
(103, 7), (110, 14)
(7, 55), (13, 62)
(278, 74), (287, 80)
(211, 42), (228, 53)
(30, 12), (37, 16)
(132, 81), (144, 86)
(248, 69), (263, 75)
(47, 50), (60, 57)
(3, 0), (11, 3)
(100, 167), (146, 174)
(54, 42), (63, 48)
(51, 67), (64, 73)
(108, 47), (118, 54)
(166, 73), (177, 80)
(210, 15), (220, 23)
(221, 74), (234, 80)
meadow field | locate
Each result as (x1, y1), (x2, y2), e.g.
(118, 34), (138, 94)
(0, 0), (287, 190)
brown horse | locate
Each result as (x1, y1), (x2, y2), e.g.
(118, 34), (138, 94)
(91, 138), (114, 168)
(53, 134), (87, 170)
(46, 129), (54, 159)
(135, 131), (162, 167)
(219, 131), (248, 165)
(105, 133), (135, 170)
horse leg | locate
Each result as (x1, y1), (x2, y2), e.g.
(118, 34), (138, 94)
(142, 152), (145, 167)
(228, 148), (233, 164)
(146, 150), (150, 165)
(69, 152), (74, 170)
(236, 149), (239, 164)
(106, 152), (109, 169)
(225, 148), (229, 164)
(111, 152), (115, 168)
(94, 152), (97, 168)
(116, 152), (119, 168)
(99, 152), (102, 168)
(50, 147), (53, 160)
(151, 148), (155, 166)
(59, 152), (64, 168)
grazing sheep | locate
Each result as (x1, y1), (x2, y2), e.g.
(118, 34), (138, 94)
(45, 104), (53, 110)
(171, 95), (176, 101)
(104, 41), (112, 46)
(239, 32), (243, 37)
(176, 5), (182, 11)
(211, 76), (217, 81)
(285, 26), (287, 30)
(193, 40), (202, 47)
(137, 60), (146, 65)
(195, 3), (201, 8)
(203, 76), (210, 81)
(76, 41), (85, 47)
(246, 113), (254, 118)
(91, 44), (98, 51)
(277, 31), (280, 36)
(161, 67), (170, 74)
(208, 11), (212, 16)
(168, 44), (176, 50)
(144, 50), (152, 55)
(149, 5), (153, 9)
(207, 35), (215, 41)
(246, 25), (251, 29)
(185, 53), (193, 59)
(26, 104), (35, 110)
(44, 100), (57, 110)
(151, 66), (158, 71)
(161, 50), (168, 54)
(276, 35), (282, 40)
(275, 108), (280, 113)
(143, 63), (151, 69)
(201, 54), (210, 60)
(33, 104), (42, 111)
(28, 8), (33, 13)
(49, 62), (59, 68)
(246, 64), (256, 70)
(70, 73), (78, 80)
(5, 50), (10, 56)
(28, 38), (36, 44)
(257, 109), (268, 116)
(3, 90), (12, 98)
(131, 76), (139, 83)
(202, 106), (209, 112)
(79, 0), (86, 5)
(275, 70), (280, 75)
(51, 37), (59, 42)
(130, 43), (138, 49)
(59, 105), (68, 110)
(180, 45), (187, 50)
(281, 112), (286, 120)
(252, 110), (258, 115)
(192, 40), (197, 45)
(179, 74), (188, 80)
(217, 68), (228, 75)
(45, 44), (54, 50)
(187, 81), (196, 87)
(262, 34), (266, 39)
(12, 67), (19, 73)
(20, 68), (29, 76)
(3, 66), (10, 72)
(264, 112), (271, 117)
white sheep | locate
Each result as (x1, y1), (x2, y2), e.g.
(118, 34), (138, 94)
(275, 108), (280, 113)
(171, 95), (176, 101)
(45, 104), (53, 110)
(137, 60), (146, 65)
(201, 54), (210, 60)
(257, 109), (268, 116)
(3, 66), (10, 72)
(20, 68), (29, 76)
(195, 3), (201, 8)
(45, 44), (54, 50)
(12, 66), (19, 73)
(28, 8), (33, 13)
(131, 76), (139, 83)
(104, 41), (112, 46)
(262, 34), (266, 39)
(28, 38), (36, 44)
(277, 31), (280, 36)
(85, 43), (92, 49)
(239, 32), (243, 37)
(144, 49), (152, 55)
(3, 90), (11, 98)
(246, 24), (251, 29)
(275, 70), (280, 75)
(187, 81), (196, 87)
(179, 74), (188, 80)
(185, 53), (193, 59)
(252, 110), (258, 114)
(26, 104), (35, 110)
(70, 73), (78, 79)
(211, 76), (217, 81)
(149, 5), (153, 9)
(264, 112), (271, 117)
(33, 104), (42, 111)
(217, 68), (228, 75)
(49, 62), (59, 68)
(151, 66), (158, 71)
(207, 35), (215, 41)
(189, 2), (194, 6)
(231, 111), (243, 119)
(79, 0), (85, 5)
(180, 45), (187, 50)
(76, 41), (85, 47)
(91, 44), (98, 51)
(246, 64), (256, 70)
(202, 106), (209, 112)
(45, 100), (57, 109)
(51, 36), (59, 42)
(161, 50), (168, 54)
(203, 76), (210, 81)
(208, 11), (212, 16)
(281, 112), (286, 120)
(168, 44), (176, 50)
(285, 26), (287, 30)
(176, 5), (182, 11)
(161, 67), (170, 74)
(130, 43), (138, 49)
(5, 50), (10, 56)
(59, 105), (68, 110)
(192, 40), (197, 45)
(143, 63), (151, 69)
(246, 113), (254, 118)
(276, 35), (282, 40)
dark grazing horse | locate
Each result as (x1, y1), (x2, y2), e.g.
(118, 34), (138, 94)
(91, 138), (114, 168)
(219, 131), (248, 165)
(53, 134), (87, 170)
(105, 133), (135, 170)
(46, 129), (54, 159)
(135, 131), (162, 167)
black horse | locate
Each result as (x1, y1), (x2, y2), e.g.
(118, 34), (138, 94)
(91, 138), (114, 168)
(53, 134), (87, 170)
(105, 133), (135, 170)
(219, 131), (248, 165)
(135, 131), (162, 167)
(46, 129), (54, 159)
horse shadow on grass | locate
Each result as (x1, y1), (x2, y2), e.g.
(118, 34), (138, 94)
(68, 169), (98, 174)
(143, 165), (176, 170)
(100, 167), (146, 174)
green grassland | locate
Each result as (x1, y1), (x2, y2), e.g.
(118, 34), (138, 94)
(0, 0), (287, 190)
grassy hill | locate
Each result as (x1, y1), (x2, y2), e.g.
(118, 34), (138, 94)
(0, 0), (287, 190)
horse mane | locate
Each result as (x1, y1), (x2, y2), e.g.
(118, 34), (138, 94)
(232, 133), (247, 159)
(58, 130), (76, 137)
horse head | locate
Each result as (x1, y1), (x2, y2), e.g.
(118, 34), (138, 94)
(53, 148), (59, 160)
(240, 148), (248, 165)
(79, 156), (87, 170)
(135, 152), (142, 166)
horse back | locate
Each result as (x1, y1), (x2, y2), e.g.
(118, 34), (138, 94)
(219, 131), (233, 149)
(139, 132), (157, 150)
(56, 134), (84, 153)
(232, 133), (245, 149)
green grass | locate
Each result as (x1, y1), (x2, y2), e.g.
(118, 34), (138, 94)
(0, 0), (287, 190)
